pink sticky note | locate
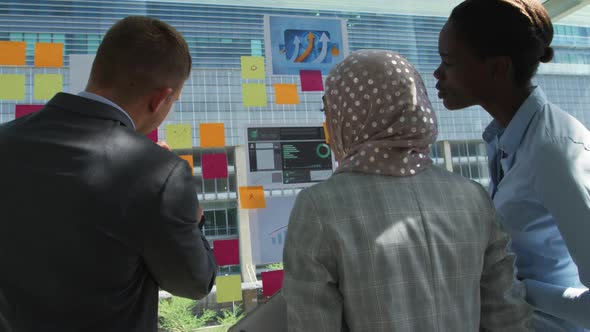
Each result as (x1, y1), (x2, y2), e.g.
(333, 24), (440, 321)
(213, 239), (240, 266)
(300, 70), (323, 92)
(15, 104), (43, 119)
(261, 270), (284, 297)
(202, 153), (228, 179)
(147, 129), (158, 142)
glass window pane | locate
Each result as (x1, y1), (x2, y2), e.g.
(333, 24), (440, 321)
(214, 210), (227, 227)
(194, 150), (202, 167)
(204, 179), (216, 193)
(215, 178), (228, 192)
(24, 33), (37, 57)
(203, 211), (215, 236)
(39, 33), (51, 43)
(52, 34), (65, 44)
(226, 149), (235, 166)
(228, 173), (236, 192)
(228, 208), (237, 227)
(9, 33), (23, 41)
(194, 176), (203, 194)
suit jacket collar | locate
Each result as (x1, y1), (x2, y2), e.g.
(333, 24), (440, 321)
(46, 92), (135, 129)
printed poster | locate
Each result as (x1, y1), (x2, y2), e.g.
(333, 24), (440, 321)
(264, 15), (349, 75)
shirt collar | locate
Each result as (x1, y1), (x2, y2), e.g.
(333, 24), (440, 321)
(483, 86), (547, 155)
(482, 120), (504, 145)
(77, 91), (136, 129)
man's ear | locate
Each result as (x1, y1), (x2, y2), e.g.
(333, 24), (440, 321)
(148, 87), (173, 114)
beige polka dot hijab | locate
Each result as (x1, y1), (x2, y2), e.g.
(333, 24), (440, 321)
(324, 49), (438, 177)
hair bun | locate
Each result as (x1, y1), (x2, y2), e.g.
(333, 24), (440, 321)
(540, 46), (554, 63)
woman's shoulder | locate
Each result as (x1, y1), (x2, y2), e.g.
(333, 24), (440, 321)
(521, 101), (590, 164)
(534, 101), (590, 143)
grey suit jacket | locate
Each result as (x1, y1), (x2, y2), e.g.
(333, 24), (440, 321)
(283, 166), (532, 332)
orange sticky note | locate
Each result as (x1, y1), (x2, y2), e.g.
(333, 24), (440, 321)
(323, 121), (330, 143)
(0, 41), (26, 66)
(34, 43), (64, 67)
(273, 84), (299, 105)
(199, 123), (225, 148)
(239, 186), (266, 209)
(179, 155), (194, 175)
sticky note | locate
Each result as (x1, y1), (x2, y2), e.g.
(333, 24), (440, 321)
(0, 41), (26, 66)
(213, 239), (240, 266)
(199, 123), (225, 148)
(216, 275), (242, 303)
(242, 83), (267, 107)
(300, 70), (324, 91)
(34, 43), (64, 67)
(239, 186), (266, 209)
(34, 74), (62, 100)
(274, 84), (299, 105)
(323, 121), (330, 143)
(179, 155), (194, 175)
(15, 104), (44, 119)
(261, 270), (284, 297)
(147, 129), (158, 142)
(0, 75), (25, 100)
(202, 153), (228, 179)
(165, 124), (192, 149)
(240, 56), (265, 80)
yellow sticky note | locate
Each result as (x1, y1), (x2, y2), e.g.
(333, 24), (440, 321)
(34, 43), (64, 67)
(239, 186), (266, 209)
(34, 74), (62, 100)
(323, 121), (330, 144)
(240, 56), (265, 80)
(0, 41), (26, 66)
(179, 155), (194, 175)
(0, 75), (25, 100)
(166, 124), (192, 150)
(242, 83), (267, 107)
(216, 275), (243, 303)
(274, 84), (299, 105)
(199, 123), (225, 148)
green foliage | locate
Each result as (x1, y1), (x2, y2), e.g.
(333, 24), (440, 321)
(159, 297), (215, 332)
(264, 262), (283, 271)
(216, 304), (245, 327)
(159, 297), (246, 332)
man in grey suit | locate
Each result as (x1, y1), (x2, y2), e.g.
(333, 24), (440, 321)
(0, 16), (216, 332)
(283, 50), (532, 331)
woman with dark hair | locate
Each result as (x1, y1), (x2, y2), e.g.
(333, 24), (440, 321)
(434, 0), (590, 330)
(282, 49), (531, 332)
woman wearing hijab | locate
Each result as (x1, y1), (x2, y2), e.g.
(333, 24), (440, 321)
(282, 49), (531, 332)
(434, 1), (590, 330)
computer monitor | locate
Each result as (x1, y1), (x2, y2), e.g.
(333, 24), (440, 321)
(245, 124), (335, 189)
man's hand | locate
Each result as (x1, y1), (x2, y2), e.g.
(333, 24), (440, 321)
(197, 207), (206, 231)
(157, 141), (171, 151)
(198, 207), (205, 226)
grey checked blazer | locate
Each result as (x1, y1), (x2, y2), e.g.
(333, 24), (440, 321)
(283, 166), (532, 332)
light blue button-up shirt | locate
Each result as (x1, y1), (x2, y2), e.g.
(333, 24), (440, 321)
(77, 91), (135, 129)
(484, 87), (590, 331)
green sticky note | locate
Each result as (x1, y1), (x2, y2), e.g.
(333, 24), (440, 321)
(242, 83), (267, 107)
(165, 124), (192, 149)
(34, 74), (62, 100)
(0, 74), (25, 100)
(216, 275), (242, 303)
(240, 56), (265, 80)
